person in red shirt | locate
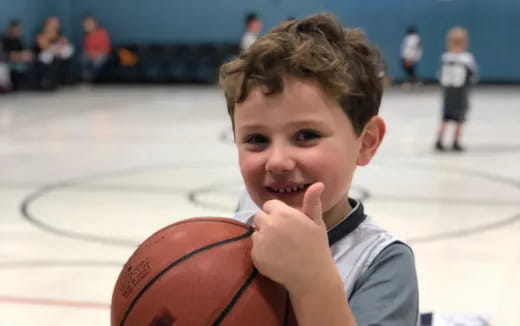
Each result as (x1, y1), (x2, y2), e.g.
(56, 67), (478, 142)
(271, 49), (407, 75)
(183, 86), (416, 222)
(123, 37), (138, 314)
(81, 16), (111, 82)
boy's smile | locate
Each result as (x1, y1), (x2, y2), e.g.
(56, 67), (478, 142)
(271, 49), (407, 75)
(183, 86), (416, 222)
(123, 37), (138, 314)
(233, 75), (378, 227)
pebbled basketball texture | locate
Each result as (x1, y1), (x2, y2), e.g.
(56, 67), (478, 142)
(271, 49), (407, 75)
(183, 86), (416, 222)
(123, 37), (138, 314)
(111, 217), (297, 326)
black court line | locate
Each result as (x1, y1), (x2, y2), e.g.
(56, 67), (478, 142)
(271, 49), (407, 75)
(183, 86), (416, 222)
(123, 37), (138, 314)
(408, 213), (520, 244)
(19, 162), (234, 248)
(366, 196), (519, 206)
(380, 162), (520, 243)
(188, 183), (242, 212)
(34, 183), (188, 195)
(21, 183), (140, 248)
(392, 162), (520, 190)
(17, 160), (520, 254)
(188, 183), (371, 211)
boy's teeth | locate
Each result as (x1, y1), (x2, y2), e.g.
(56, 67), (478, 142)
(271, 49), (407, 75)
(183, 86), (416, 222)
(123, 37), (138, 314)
(273, 184), (305, 193)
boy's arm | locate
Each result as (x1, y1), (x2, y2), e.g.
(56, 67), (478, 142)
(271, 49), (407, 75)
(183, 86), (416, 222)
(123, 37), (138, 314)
(288, 258), (357, 326)
(289, 243), (418, 326)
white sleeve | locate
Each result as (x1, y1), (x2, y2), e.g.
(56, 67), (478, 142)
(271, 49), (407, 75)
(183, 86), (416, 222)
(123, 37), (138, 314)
(465, 53), (479, 83)
(240, 33), (257, 52)
(233, 189), (259, 224)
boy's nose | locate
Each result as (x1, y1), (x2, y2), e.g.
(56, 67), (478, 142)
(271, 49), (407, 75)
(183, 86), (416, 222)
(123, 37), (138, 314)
(265, 145), (295, 175)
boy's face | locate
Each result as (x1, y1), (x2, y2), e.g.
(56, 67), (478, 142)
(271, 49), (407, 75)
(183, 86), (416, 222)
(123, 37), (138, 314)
(234, 76), (381, 222)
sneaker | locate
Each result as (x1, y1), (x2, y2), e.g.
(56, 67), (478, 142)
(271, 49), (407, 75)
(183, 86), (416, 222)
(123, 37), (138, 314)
(452, 142), (465, 152)
(435, 141), (445, 152)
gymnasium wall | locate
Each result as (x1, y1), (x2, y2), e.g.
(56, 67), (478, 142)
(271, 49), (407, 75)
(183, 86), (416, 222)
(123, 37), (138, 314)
(1, 0), (518, 82)
(0, 0), (48, 43)
(326, 0), (520, 82)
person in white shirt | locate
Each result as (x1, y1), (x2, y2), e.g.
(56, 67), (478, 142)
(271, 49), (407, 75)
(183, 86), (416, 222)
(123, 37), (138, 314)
(400, 26), (422, 86)
(240, 13), (262, 53)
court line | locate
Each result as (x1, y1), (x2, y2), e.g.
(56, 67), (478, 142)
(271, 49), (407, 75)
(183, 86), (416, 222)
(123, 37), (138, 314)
(408, 213), (520, 244)
(0, 295), (110, 310)
(0, 260), (123, 269)
(19, 162), (234, 248)
(18, 160), (520, 250)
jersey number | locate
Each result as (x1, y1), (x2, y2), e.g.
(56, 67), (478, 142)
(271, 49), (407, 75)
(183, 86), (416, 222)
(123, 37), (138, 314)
(441, 64), (466, 87)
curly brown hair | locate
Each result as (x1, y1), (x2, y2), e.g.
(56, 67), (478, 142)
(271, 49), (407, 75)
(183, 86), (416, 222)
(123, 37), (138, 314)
(219, 13), (384, 135)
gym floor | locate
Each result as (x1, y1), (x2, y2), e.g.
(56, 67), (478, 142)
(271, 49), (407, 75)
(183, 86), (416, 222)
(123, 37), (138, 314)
(1, 84), (519, 325)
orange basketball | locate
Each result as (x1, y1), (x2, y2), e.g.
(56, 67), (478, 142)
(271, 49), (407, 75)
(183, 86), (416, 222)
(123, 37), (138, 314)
(111, 217), (297, 326)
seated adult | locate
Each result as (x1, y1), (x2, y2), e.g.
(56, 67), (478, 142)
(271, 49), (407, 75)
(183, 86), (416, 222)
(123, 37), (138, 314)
(81, 15), (111, 82)
(34, 16), (75, 89)
(0, 47), (10, 92)
(1, 20), (34, 90)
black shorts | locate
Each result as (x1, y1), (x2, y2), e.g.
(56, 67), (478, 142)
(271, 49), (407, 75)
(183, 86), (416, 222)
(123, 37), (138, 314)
(442, 87), (469, 122)
(402, 59), (416, 77)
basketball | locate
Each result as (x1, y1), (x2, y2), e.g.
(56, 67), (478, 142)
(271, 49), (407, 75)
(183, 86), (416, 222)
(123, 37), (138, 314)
(111, 217), (297, 326)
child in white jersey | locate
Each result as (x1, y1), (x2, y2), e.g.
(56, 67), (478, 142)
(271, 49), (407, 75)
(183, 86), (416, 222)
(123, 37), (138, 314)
(220, 13), (418, 326)
(435, 27), (478, 152)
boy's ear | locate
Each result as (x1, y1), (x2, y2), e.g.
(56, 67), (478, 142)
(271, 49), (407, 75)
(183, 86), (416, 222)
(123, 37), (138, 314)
(356, 116), (386, 166)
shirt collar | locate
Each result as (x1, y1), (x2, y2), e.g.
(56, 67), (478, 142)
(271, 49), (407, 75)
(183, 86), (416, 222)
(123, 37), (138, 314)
(327, 198), (366, 246)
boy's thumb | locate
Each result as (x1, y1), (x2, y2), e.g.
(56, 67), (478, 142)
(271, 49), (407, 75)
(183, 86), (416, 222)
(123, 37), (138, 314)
(302, 182), (324, 223)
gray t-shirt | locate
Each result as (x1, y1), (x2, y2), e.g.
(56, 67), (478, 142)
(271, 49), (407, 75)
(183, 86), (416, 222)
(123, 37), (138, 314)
(234, 193), (419, 325)
(349, 242), (419, 325)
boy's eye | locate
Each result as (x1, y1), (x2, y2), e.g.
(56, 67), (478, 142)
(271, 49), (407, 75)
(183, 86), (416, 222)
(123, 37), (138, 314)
(294, 129), (321, 142)
(244, 134), (269, 145)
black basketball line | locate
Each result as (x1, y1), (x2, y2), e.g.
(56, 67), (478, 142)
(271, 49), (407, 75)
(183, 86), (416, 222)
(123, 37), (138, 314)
(212, 268), (259, 325)
(171, 218), (250, 230)
(120, 226), (254, 326)
(144, 218), (251, 243)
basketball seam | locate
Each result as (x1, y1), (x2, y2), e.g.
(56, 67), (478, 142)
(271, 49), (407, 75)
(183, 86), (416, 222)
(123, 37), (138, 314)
(211, 268), (258, 325)
(120, 227), (254, 326)
(147, 218), (250, 239)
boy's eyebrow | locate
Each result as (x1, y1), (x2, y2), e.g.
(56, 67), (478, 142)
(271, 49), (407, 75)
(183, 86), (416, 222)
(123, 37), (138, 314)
(236, 119), (329, 132)
(287, 119), (328, 127)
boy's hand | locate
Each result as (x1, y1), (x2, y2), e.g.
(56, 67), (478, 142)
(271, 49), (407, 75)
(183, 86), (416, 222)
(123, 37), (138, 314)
(251, 182), (337, 294)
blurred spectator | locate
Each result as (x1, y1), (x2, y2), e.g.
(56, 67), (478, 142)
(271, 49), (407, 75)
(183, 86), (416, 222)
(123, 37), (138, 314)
(400, 26), (422, 87)
(81, 15), (111, 82)
(1, 20), (34, 90)
(240, 13), (262, 53)
(0, 43), (11, 92)
(34, 16), (75, 89)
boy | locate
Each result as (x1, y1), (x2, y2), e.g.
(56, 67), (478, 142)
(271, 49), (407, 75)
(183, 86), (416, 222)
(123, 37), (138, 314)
(220, 14), (418, 326)
(435, 27), (478, 152)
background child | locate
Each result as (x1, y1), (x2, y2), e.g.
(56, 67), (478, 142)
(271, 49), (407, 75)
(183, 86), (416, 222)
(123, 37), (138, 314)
(435, 27), (478, 152)
(221, 14), (418, 326)
(400, 26), (423, 87)
(240, 12), (262, 53)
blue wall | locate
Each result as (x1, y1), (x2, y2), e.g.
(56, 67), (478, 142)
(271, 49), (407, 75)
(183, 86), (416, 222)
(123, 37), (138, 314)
(1, 0), (519, 82)
(66, 0), (323, 44)
(0, 0), (49, 43)
(325, 0), (520, 82)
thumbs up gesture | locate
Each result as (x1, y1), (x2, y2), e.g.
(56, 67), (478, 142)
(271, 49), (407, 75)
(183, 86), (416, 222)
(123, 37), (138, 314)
(251, 182), (337, 293)
(301, 182), (325, 225)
